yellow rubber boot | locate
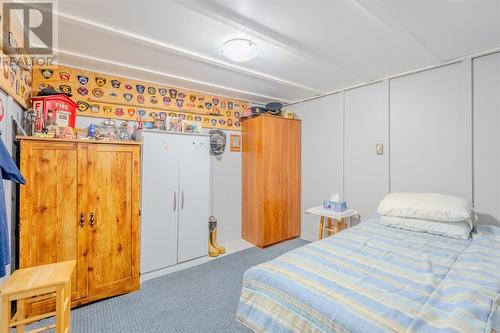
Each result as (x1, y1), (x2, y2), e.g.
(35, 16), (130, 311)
(208, 231), (219, 257)
(211, 227), (226, 254)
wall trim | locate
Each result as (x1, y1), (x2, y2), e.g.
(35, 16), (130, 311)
(56, 51), (286, 104)
(463, 58), (474, 206)
(56, 11), (321, 95)
(285, 48), (500, 106)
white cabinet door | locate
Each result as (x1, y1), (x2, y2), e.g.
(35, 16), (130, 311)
(390, 63), (472, 200)
(177, 135), (210, 263)
(344, 82), (389, 219)
(141, 132), (180, 273)
(473, 53), (500, 226)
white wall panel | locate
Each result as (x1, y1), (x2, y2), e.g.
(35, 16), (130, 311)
(211, 130), (242, 243)
(290, 95), (343, 241)
(473, 52), (500, 226)
(344, 82), (389, 219)
(389, 63), (472, 201)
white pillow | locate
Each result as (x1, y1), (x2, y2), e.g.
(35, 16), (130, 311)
(377, 193), (471, 222)
(380, 215), (473, 239)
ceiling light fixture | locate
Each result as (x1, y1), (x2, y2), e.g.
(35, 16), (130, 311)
(220, 38), (258, 62)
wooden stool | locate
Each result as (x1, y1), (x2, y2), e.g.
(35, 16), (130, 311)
(0, 260), (76, 333)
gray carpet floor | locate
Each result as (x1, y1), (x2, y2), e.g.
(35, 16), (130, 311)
(28, 238), (307, 333)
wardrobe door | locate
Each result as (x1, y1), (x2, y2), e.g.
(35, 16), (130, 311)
(86, 144), (140, 297)
(141, 133), (179, 273)
(242, 117), (265, 246)
(344, 82), (389, 218)
(390, 63), (472, 200)
(177, 135), (210, 263)
(19, 141), (86, 302)
(262, 117), (284, 246)
(282, 119), (301, 239)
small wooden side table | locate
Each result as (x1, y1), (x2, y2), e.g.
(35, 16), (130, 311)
(306, 206), (361, 240)
(0, 260), (76, 333)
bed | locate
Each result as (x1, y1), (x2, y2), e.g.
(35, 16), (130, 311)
(237, 218), (500, 333)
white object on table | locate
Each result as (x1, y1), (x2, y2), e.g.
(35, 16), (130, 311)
(306, 205), (360, 239)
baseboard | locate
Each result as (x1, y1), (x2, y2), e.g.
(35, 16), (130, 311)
(140, 256), (209, 283)
(300, 233), (315, 242)
(140, 238), (254, 282)
(208, 238), (254, 261)
(218, 232), (242, 244)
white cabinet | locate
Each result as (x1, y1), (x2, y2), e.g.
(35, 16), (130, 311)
(140, 131), (210, 274)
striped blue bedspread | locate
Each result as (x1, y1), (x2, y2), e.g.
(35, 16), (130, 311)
(237, 218), (500, 333)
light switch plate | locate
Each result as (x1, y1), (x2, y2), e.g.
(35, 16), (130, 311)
(376, 144), (384, 155)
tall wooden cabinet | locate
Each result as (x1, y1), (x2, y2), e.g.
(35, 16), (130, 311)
(242, 115), (301, 248)
(18, 138), (141, 311)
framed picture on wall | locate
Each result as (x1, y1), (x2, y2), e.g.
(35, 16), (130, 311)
(230, 134), (241, 152)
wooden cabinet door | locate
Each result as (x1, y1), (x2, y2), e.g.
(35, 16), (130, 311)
(262, 117), (284, 246)
(85, 144), (140, 298)
(282, 120), (301, 239)
(242, 117), (265, 246)
(19, 141), (87, 303)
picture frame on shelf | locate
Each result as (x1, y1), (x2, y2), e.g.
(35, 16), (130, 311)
(181, 120), (202, 134)
(166, 117), (182, 132)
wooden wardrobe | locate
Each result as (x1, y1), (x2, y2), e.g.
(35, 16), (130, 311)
(242, 115), (301, 248)
(18, 137), (141, 312)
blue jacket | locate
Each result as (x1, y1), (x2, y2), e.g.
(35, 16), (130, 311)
(0, 139), (25, 277)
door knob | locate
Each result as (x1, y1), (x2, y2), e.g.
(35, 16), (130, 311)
(89, 212), (95, 227)
(80, 212), (85, 228)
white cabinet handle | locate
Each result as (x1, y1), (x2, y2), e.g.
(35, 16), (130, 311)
(174, 191), (177, 211)
(181, 191), (184, 209)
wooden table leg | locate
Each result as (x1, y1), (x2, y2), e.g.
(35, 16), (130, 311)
(1, 296), (10, 333)
(16, 299), (26, 333)
(65, 281), (71, 333)
(334, 219), (338, 233)
(56, 285), (64, 333)
(326, 218), (332, 237)
(318, 216), (325, 240)
(339, 218), (347, 232)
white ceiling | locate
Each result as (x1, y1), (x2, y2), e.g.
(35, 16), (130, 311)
(55, 0), (500, 105)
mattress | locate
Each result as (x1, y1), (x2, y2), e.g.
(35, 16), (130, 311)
(236, 218), (500, 333)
